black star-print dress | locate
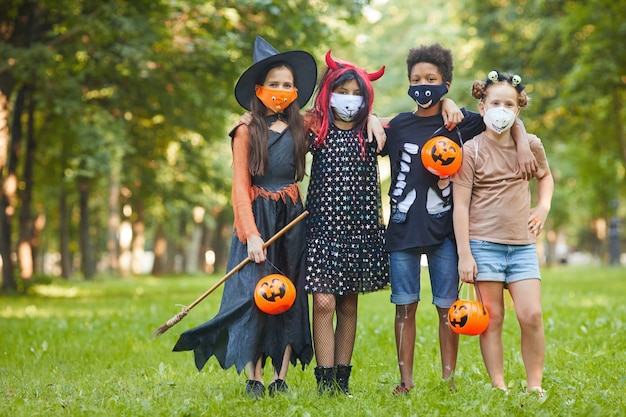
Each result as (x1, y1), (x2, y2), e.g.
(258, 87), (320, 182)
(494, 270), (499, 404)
(305, 125), (389, 295)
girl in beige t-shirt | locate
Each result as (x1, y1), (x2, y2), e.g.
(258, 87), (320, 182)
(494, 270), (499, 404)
(452, 70), (554, 396)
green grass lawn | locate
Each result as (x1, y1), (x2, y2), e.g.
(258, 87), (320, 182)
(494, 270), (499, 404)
(1, 266), (625, 416)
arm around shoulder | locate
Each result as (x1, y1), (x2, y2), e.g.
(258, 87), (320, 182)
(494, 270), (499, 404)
(511, 118), (538, 180)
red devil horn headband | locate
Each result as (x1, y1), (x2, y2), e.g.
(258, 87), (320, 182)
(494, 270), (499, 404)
(325, 50), (385, 81)
(325, 50), (340, 71)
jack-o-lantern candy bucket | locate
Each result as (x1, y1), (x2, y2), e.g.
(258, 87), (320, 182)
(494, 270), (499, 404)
(421, 136), (462, 177)
(447, 283), (489, 336)
(254, 274), (296, 315)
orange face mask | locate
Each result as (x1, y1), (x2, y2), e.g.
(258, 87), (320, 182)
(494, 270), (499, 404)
(255, 85), (298, 113)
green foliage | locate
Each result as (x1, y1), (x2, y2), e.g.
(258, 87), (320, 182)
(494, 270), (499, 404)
(457, 0), (626, 233)
(1, 1), (372, 277)
(1, 266), (625, 416)
(352, 0), (625, 254)
(337, 0), (475, 116)
(2, 0), (624, 281)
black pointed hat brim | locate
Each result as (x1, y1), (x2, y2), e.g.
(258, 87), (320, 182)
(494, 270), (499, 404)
(235, 50), (317, 111)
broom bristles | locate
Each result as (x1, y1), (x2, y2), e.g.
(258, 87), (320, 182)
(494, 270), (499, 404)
(152, 211), (309, 340)
(153, 308), (189, 338)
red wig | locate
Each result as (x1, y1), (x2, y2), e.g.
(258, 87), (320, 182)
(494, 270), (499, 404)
(309, 51), (385, 158)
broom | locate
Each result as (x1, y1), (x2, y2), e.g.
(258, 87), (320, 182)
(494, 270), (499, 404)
(153, 210), (308, 338)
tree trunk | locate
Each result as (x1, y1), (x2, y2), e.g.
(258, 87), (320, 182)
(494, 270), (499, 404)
(165, 234), (177, 274)
(186, 207), (205, 274)
(614, 90), (626, 167)
(118, 219), (132, 278)
(59, 187), (72, 279)
(31, 212), (46, 274)
(200, 223), (211, 273)
(544, 229), (557, 267)
(131, 201), (145, 275)
(106, 164), (120, 274)
(151, 223), (167, 276)
(211, 207), (232, 273)
(0, 8), (17, 292)
(0, 76), (14, 171)
(0, 86), (25, 289)
(78, 177), (95, 279)
(177, 212), (187, 274)
(18, 88), (36, 279)
(0, 192), (14, 289)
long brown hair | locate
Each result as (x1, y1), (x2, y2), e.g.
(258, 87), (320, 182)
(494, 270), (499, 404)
(247, 62), (307, 182)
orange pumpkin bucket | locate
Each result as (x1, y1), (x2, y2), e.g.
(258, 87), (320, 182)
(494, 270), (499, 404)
(421, 135), (462, 177)
(447, 282), (490, 336)
(254, 274), (297, 315)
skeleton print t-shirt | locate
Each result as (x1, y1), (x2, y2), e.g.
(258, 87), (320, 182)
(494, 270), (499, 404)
(381, 109), (484, 252)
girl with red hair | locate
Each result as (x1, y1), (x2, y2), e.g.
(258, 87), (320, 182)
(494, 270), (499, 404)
(303, 52), (389, 396)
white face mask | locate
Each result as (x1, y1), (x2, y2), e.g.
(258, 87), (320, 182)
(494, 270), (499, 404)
(330, 93), (364, 122)
(483, 107), (516, 134)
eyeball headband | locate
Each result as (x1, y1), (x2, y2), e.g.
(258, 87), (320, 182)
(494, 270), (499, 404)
(486, 69), (525, 93)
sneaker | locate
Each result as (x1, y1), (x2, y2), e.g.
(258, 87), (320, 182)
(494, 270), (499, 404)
(392, 383), (411, 396)
(527, 386), (546, 398)
(268, 379), (288, 396)
(245, 380), (265, 399)
(446, 376), (456, 393)
(493, 386), (509, 395)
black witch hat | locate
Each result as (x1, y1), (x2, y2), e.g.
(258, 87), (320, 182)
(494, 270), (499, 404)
(234, 36), (317, 110)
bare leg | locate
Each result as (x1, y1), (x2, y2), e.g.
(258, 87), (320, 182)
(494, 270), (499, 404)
(437, 306), (459, 381)
(246, 362), (255, 381)
(334, 294), (358, 365)
(508, 279), (544, 390)
(395, 302), (417, 388)
(478, 282), (506, 389)
(272, 345), (292, 382)
(313, 293), (337, 367)
(249, 357), (263, 381)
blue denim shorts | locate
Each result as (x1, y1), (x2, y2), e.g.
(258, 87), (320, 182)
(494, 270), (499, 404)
(389, 237), (458, 308)
(470, 240), (541, 284)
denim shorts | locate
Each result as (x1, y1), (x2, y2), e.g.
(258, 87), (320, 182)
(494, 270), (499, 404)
(389, 237), (458, 308)
(470, 240), (541, 284)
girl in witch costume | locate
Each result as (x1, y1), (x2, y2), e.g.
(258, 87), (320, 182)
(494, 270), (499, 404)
(173, 36), (316, 399)
(303, 52), (389, 396)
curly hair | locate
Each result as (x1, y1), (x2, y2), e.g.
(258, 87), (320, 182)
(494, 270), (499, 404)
(406, 44), (454, 83)
(471, 71), (529, 108)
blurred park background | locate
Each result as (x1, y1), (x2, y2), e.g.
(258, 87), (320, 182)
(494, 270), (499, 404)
(0, 0), (624, 290)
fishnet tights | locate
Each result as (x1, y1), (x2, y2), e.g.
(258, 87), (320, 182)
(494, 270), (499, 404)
(312, 293), (358, 367)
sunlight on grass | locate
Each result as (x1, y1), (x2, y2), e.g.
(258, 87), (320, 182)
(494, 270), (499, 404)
(1, 266), (624, 416)
(29, 284), (80, 298)
(561, 291), (619, 308)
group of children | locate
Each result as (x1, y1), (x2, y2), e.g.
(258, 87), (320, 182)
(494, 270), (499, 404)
(172, 35), (553, 399)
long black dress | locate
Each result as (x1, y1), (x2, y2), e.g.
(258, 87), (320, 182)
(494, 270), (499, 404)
(173, 124), (313, 374)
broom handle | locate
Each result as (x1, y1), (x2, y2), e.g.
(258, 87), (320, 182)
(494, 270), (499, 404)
(185, 210), (308, 311)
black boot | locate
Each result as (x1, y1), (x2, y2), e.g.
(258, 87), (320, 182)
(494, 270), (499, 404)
(268, 379), (288, 397)
(335, 364), (353, 397)
(244, 380), (265, 399)
(314, 366), (335, 395)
